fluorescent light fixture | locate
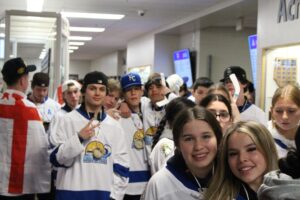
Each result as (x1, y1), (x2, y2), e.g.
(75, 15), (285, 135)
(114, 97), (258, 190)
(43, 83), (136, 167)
(69, 46), (79, 50)
(69, 50), (74, 53)
(69, 42), (85, 46)
(62, 12), (124, 20)
(0, 33), (5, 37)
(0, 23), (5, 28)
(69, 36), (92, 41)
(27, 0), (44, 12)
(70, 27), (105, 32)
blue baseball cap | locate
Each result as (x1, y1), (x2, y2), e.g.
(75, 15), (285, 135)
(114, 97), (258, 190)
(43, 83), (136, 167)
(121, 73), (142, 91)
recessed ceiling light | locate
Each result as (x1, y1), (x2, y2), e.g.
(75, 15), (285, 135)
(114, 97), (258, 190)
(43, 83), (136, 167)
(69, 42), (85, 46)
(0, 23), (5, 28)
(0, 33), (5, 37)
(69, 50), (74, 53)
(69, 36), (92, 41)
(69, 46), (79, 50)
(27, 0), (44, 12)
(62, 12), (124, 20)
(69, 27), (105, 32)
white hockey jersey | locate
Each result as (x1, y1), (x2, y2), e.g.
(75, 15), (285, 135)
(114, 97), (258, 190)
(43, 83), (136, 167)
(35, 97), (61, 123)
(143, 153), (210, 200)
(239, 101), (268, 127)
(50, 107), (129, 200)
(268, 121), (296, 158)
(0, 89), (51, 195)
(119, 113), (150, 195)
(141, 97), (166, 161)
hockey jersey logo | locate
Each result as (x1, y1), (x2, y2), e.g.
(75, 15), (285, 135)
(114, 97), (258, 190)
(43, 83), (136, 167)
(83, 141), (111, 164)
(144, 126), (157, 145)
(132, 129), (145, 149)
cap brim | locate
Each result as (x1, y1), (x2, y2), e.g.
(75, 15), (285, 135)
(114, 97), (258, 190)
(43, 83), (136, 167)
(123, 83), (142, 90)
(26, 65), (36, 72)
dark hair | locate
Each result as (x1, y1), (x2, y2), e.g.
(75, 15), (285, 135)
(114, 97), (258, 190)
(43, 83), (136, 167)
(200, 94), (232, 119)
(207, 83), (231, 102)
(172, 106), (223, 148)
(152, 97), (195, 149)
(192, 77), (213, 90)
(279, 126), (300, 178)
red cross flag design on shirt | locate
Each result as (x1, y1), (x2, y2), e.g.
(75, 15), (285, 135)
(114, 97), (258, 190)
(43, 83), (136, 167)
(0, 92), (41, 194)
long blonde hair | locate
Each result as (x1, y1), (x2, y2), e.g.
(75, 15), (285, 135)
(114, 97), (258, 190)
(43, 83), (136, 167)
(205, 121), (278, 200)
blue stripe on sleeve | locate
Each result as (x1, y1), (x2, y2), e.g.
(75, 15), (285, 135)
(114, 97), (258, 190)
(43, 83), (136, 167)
(113, 163), (129, 178)
(56, 190), (110, 200)
(49, 145), (70, 168)
(128, 170), (151, 183)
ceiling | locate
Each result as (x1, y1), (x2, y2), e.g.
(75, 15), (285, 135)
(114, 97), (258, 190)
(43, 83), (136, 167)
(0, 0), (257, 61)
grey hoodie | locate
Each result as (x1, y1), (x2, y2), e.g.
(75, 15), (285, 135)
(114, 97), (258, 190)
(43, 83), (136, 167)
(258, 170), (300, 200)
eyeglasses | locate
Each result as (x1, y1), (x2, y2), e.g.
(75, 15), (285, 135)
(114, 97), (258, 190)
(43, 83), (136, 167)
(209, 110), (230, 121)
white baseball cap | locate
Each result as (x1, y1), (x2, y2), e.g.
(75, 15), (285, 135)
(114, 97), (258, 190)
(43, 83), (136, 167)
(62, 80), (81, 92)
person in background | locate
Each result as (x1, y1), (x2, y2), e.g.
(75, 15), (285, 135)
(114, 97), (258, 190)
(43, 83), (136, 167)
(258, 126), (300, 200)
(207, 83), (240, 123)
(104, 78), (121, 110)
(205, 121), (278, 200)
(165, 74), (184, 96)
(268, 84), (300, 158)
(119, 73), (150, 200)
(50, 71), (129, 200)
(200, 94), (235, 134)
(150, 97), (196, 174)
(143, 106), (223, 200)
(221, 66), (267, 126)
(179, 82), (192, 98)
(188, 77), (213, 105)
(141, 72), (176, 161)
(245, 81), (256, 104)
(28, 72), (61, 132)
(0, 57), (51, 199)
(48, 80), (82, 199)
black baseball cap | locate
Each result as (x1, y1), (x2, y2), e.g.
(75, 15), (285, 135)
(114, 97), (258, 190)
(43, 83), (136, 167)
(32, 72), (50, 87)
(83, 71), (108, 87)
(1, 57), (36, 84)
(220, 66), (248, 84)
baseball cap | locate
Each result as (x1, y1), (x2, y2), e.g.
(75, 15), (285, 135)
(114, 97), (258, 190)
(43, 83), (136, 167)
(220, 66), (248, 84)
(83, 71), (108, 87)
(1, 57), (36, 84)
(166, 74), (184, 95)
(121, 73), (142, 91)
(62, 80), (81, 92)
(32, 72), (50, 87)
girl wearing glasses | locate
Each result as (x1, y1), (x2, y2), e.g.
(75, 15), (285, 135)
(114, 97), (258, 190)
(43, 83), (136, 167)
(269, 84), (300, 158)
(200, 94), (235, 133)
(205, 121), (278, 200)
(143, 106), (222, 200)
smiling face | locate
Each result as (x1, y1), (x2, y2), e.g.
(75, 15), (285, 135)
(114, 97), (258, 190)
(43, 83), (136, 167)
(84, 84), (107, 110)
(123, 86), (143, 108)
(227, 132), (267, 192)
(271, 97), (300, 137)
(179, 119), (217, 178)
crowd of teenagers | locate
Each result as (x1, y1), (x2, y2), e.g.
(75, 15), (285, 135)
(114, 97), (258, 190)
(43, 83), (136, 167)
(1, 57), (300, 200)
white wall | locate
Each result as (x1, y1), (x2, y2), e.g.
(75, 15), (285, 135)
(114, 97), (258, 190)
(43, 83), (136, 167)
(127, 34), (155, 71)
(154, 34), (179, 76)
(257, 0), (300, 108)
(200, 27), (256, 83)
(90, 52), (118, 76)
(69, 60), (90, 79)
